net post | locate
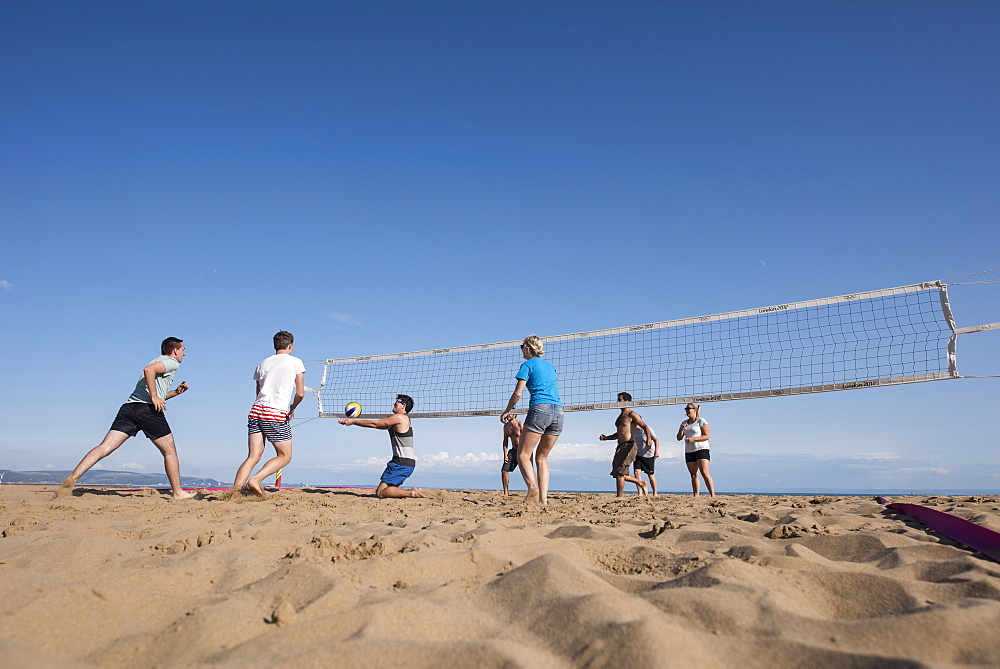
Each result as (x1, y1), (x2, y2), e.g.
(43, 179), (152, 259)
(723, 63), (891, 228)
(317, 361), (328, 418)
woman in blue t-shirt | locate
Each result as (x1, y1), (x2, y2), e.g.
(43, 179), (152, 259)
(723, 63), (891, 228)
(500, 334), (563, 505)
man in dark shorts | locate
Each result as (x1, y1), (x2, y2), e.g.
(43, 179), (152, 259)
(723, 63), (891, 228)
(500, 413), (523, 496)
(632, 425), (660, 496)
(55, 337), (196, 500)
(598, 392), (652, 497)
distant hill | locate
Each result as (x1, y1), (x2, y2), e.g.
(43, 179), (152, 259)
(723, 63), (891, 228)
(0, 469), (224, 488)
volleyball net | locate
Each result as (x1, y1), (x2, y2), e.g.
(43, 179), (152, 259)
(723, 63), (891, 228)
(319, 281), (967, 418)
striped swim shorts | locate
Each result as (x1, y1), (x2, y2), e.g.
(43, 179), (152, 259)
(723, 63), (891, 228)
(248, 404), (292, 443)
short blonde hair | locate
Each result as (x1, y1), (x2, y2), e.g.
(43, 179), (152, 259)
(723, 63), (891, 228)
(521, 334), (544, 357)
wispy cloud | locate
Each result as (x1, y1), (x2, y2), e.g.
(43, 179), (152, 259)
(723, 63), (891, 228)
(0, 280), (11, 290)
(551, 443), (609, 462)
(320, 451), (499, 472)
(816, 452), (900, 463)
(897, 467), (951, 475)
(329, 312), (364, 328)
(719, 450), (960, 489)
(318, 442), (678, 473)
(726, 451), (901, 465)
(420, 452), (501, 468)
(306, 446), (981, 491)
(552, 442), (680, 463)
(317, 457), (385, 472)
(119, 462), (145, 470)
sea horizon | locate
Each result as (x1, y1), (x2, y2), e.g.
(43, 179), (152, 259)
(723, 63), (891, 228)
(4, 467), (996, 497)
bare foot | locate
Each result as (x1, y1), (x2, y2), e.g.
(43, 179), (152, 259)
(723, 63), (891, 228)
(524, 487), (539, 505)
(246, 478), (267, 497)
(408, 488), (427, 498)
(171, 489), (197, 500)
(53, 479), (76, 499)
(638, 480), (648, 496)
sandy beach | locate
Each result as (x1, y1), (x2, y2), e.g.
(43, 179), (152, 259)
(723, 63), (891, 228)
(1, 485), (999, 667)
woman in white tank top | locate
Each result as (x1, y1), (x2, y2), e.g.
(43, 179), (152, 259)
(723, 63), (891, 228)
(677, 403), (716, 497)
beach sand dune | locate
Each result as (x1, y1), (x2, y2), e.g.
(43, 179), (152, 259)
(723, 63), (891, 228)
(2, 486), (998, 667)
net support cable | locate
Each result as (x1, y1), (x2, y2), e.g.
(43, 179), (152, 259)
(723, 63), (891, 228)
(319, 281), (981, 418)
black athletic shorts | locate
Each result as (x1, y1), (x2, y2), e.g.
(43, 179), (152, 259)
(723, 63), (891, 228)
(634, 455), (656, 474)
(685, 449), (710, 463)
(501, 448), (519, 472)
(109, 402), (171, 440)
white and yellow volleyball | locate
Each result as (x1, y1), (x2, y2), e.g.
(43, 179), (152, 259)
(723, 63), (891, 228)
(344, 402), (362, 418)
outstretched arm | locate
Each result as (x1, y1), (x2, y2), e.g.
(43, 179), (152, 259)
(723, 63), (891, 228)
(340, 413), (404, 430)
(599, 425), (621, 441)
(166, 382), (189, 400)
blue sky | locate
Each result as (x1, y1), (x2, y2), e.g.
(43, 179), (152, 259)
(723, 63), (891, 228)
(2, 1), (997, 493)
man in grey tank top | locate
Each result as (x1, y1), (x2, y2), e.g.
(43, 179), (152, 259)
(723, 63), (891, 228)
(339, 394), (426, 498)
(55, 337), (197, 500)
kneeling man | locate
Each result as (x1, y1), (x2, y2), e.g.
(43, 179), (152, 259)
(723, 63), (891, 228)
(340, 394), (426, 498)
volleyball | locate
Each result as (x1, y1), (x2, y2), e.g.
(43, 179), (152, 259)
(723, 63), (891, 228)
(344, 402), (362, 418)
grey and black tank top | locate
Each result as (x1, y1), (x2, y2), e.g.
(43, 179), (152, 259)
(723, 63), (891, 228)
(389, 424), (415, 467)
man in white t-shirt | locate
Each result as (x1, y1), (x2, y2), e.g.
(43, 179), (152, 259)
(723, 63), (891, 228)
(230, 331), (305, 496)
(632, 425), (660, 496)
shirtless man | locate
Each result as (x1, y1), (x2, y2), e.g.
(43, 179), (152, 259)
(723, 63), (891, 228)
(339, 394), (426, 498)
(598, 392), (651, 497)
(500, 413), (523, 495)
